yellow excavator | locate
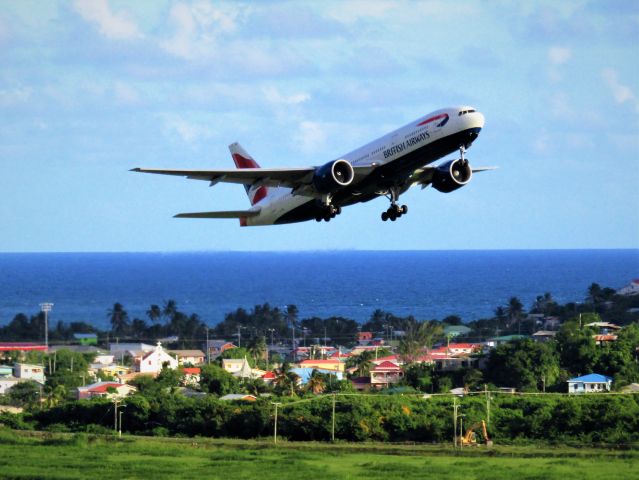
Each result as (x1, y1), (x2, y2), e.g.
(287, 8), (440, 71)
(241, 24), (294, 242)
(460, 420), (493, 447)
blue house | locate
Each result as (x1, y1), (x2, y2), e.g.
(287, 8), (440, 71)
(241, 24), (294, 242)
(567, 373), (613, 394)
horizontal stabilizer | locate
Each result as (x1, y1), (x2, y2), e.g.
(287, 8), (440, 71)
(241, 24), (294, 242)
(174, 210), (260, 219)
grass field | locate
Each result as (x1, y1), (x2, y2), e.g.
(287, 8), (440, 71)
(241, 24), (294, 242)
(0, 430), (637, 480)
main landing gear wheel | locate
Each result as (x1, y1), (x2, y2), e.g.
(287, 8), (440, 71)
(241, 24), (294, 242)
(317, 204), (342, 222)
(381, 204), (408, 221)
(381, 184), (408, 222)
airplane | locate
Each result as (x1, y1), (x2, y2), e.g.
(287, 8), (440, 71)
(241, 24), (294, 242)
(131, 106), (491, 226)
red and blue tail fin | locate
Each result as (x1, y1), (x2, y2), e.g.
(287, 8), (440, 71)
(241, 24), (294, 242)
(229, 142), (268, 206)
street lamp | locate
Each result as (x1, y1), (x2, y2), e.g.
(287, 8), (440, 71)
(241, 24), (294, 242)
(39, 303), (53, 350)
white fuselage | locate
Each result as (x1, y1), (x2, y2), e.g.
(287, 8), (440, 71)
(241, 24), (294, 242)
(245, 106), (485, 225)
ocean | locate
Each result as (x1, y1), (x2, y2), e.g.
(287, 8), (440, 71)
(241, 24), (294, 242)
(0, 250), (637, 330)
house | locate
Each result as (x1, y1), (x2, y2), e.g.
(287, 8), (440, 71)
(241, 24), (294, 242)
(532, 331), (557, 343)
(370, 361), (403, 388)
(298, 359), (345, 373)
(0, 365), (13, 377)
(222, 357), (264, 379)
(14, 363), (45, 383)
(219, 394), (257, 402)
(0, 377), (21, 395)
(135, 342), (178, 374)
(445, 343), (481, 355)
(76, 381), (137, 400)
(170, 350), (205, 366)
(203, 340), (237, 359)
(90, 364), (131, 378)
(351, 376), (371, 391)
(484, 335), (528, 348)
(542, 316), (561, 330)
(617, 279), (639, 296)
(93, 353), (115, 365)
(73, 333), (97, 345)
(593, 334), (618, 346)
(567, 373), (613, 394)
(182, 367), (201, 386)
(261, 370), (277, 384)
(585, 322), (621, 334)
(443, 325), (472, 338)
(357, 331), (373, 345)
(433, 355), (479, 372)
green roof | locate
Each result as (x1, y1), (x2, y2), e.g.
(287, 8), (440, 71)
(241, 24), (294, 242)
(491, 335), (528, 341)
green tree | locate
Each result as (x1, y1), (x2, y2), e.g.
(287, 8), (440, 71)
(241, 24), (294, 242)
(506, 297), (525, 334)
(486, 339), (560, 391)
(398, 321), (443, 364)
(108, 303), (129, 336)
(555, 318), (600, 376)
(146, 304), (162, 324)
(8, 381), (41, 407)
(200, 364), (238, 395)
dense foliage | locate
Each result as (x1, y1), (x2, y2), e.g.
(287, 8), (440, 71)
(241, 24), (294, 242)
(13, 391), (639, 444)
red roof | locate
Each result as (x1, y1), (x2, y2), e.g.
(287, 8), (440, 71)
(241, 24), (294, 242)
(375, 354), (398, 363)
(0, 343), (47, 351)
(371, 361), (401, 371)
(182, 367), (201, 375)
(88, 383), (123, 393)
(262, 371), (276, 379)
(329, 351), (352, 358)
(448, 343), (479, 349)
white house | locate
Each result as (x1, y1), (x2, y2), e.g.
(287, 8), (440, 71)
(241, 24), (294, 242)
(136, 342), (178, 374)
(617, 279), (639, 296)
(14, 363), (45, 383)
(76, 381), (137, 400)
(567, 373), (613, 394)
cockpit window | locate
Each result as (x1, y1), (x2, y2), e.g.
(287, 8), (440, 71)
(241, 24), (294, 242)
(458, 109), (476, 116)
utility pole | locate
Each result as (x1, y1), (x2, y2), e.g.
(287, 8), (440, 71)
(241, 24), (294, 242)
(273, 402), (281, 444)
(114, 400), (119, 433)
(205, 327), (211, 365)
(237, 325), (244, 349)
(119, 410), (123, 437)
(485, 384), (490, 426)
(453, 398), (458, 448)
(267, 328), (275, 370)
(331, 394), (336, 442)
(39, 303), (53, 350)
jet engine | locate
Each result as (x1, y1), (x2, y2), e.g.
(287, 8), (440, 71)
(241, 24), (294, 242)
(431, 158), (472, 193)
(312, 159), (355, 194)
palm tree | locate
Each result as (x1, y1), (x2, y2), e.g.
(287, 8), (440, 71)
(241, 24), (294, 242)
(506, 297), (525, 334)
(305, 370), (326, 395)
(398, 321), (443, 364)
(146, 304), (162, 324)
(247, 336), (267, 366)
(274, 363), (300, 397)
(162, 300), (178, 321)
(107, 303), (129, 335)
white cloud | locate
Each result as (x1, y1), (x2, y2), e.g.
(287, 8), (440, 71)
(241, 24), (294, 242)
(0, 86), (32, 106)
(263, 86), (310, 106)
(295, 121), (327, 154)
(160, 1), (237, 61)
(114, 82), (140, 105)
(548, 46), (571, 65)
(74, 0), (142, 40)
(601, 68), (637, 110)
(160, 114), (213, 144)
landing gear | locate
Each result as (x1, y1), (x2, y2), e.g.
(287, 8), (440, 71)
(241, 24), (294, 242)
(381, 204), (408, 221)
(381, 185), (408, 222)
(315, 204), (342, 222)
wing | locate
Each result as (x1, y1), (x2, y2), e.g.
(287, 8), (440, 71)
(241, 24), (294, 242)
(131, 165), (376, 196)
(174, 209), (260, 219)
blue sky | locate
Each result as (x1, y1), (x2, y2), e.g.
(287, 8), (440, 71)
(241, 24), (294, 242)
(1, 0), (638, 252)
